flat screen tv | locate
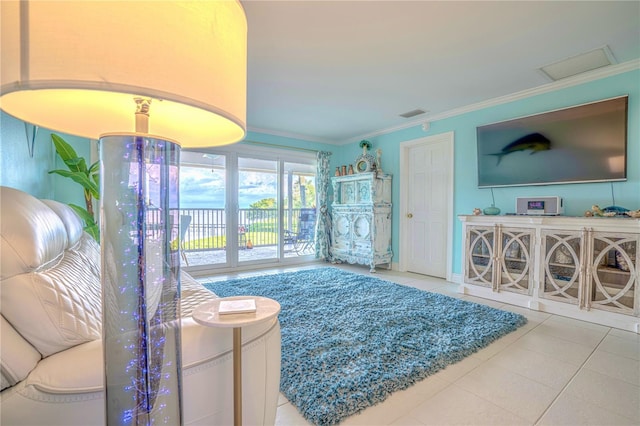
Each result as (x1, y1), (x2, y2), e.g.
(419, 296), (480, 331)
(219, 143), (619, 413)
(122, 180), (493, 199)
(476, 95), (628, 188)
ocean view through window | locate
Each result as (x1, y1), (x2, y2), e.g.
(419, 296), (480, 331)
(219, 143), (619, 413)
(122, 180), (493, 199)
(177, 147), (317, 272)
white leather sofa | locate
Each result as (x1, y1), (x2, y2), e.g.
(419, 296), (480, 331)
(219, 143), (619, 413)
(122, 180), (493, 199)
(0, 186), (281, 425)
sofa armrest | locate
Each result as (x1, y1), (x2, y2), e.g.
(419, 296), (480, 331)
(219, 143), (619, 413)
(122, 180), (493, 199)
(1, 316), (41, 391)
(21, 318), (279, 394)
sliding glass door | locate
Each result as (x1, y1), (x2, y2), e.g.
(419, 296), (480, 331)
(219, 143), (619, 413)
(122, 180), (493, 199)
(179, 145), (317, 272)
(179, 153), (228, 266)
(283, 161), (316, 258)
(238, 156), (278, 263)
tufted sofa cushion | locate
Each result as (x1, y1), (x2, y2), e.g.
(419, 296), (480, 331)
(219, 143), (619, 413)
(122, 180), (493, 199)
(0, 187), (102, 357)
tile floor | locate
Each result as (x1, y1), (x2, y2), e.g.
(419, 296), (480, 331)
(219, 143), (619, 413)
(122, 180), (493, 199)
(201, 263), (640, 426)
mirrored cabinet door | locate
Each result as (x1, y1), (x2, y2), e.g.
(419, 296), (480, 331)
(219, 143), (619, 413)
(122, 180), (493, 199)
(541, 231), (583, 305)
(465, 226), (495, 288)
(498, 228), (534, 294)
(589, 232), (638, 315)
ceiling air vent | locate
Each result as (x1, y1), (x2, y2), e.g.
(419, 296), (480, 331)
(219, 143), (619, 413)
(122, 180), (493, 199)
(399, 109), (427, 119)
(539, 46), (616, 81)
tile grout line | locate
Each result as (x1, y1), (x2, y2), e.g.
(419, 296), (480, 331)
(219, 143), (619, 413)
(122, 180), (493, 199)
(532, 325), (613, 426)
(422, 315), (547, 425)
(444, 312), (610, 426)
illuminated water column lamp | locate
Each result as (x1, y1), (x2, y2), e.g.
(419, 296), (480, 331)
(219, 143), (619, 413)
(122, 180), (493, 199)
(0, 1), (247, 424)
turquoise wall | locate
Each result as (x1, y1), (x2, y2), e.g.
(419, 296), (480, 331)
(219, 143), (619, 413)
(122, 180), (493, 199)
(3, 70), (637, 279)
(0, 112), (95, 207)
(334, 69), (640, 276)
(1, 112), (55, 198)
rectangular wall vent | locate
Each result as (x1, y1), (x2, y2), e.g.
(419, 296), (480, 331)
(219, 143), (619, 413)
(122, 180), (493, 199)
(399, 109), (426, 118)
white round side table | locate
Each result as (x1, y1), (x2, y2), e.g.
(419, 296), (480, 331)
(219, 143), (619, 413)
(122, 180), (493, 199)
(192, 296), (280, 426)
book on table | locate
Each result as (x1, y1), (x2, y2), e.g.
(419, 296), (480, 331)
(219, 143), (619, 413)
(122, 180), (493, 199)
(218, 298), (257, 315)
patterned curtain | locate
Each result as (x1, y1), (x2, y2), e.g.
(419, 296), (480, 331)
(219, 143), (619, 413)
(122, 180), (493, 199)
(315, 151), (332, 260)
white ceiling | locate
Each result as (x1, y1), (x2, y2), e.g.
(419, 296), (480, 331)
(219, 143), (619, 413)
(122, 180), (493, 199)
(242, 1), (640, 144)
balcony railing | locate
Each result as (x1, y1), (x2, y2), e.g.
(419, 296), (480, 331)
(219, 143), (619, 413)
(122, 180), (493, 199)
(148, 207), (315, 253)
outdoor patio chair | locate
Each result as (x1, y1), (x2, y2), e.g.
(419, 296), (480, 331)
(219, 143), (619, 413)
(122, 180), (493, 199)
(284, 208), (316, 255)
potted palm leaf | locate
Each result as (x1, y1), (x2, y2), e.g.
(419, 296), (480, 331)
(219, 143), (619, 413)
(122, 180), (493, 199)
(49, 134), (100, 241)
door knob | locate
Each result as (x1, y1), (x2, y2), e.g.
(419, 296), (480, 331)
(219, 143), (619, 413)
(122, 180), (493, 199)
(407, 213), (413, 218)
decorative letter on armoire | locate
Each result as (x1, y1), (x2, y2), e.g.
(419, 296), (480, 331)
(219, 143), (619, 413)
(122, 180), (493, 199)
(330, 172), (392, 272)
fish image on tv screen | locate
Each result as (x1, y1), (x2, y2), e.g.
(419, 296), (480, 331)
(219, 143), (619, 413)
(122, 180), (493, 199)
(476, 96), (628, 188)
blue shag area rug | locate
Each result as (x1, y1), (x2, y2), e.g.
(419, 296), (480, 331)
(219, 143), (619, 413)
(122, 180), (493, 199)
(203, 267), (527, 425)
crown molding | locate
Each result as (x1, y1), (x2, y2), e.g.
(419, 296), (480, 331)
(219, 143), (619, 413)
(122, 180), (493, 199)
(338, 59), (640, 145)
(247, 126), (340, 145)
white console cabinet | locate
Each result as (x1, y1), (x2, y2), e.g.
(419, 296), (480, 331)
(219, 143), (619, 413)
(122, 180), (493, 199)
(331, 173), (392, 272)
(460, 215), (640, 332)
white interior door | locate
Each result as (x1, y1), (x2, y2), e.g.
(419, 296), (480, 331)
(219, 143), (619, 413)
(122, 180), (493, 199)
(400, 132), (453, 278)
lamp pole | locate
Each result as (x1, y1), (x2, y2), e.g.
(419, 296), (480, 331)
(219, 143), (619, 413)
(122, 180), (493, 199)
(101, 100), (184, 423)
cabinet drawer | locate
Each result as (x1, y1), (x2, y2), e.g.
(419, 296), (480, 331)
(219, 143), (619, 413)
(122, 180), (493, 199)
(333, 238), (351, 251)
(353, 240), (372, 252)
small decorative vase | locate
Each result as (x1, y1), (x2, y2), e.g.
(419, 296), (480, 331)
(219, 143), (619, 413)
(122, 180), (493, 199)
(335, 167), (340, 176)
(347, 164), (354, 175)
(341, 165), (347, 176)
(483, 205), (501, 215)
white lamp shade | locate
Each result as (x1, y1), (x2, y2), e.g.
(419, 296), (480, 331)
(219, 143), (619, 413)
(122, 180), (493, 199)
(0, 0), (247, 147)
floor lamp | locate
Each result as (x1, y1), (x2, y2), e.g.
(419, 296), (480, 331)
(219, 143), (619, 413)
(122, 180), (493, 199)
(0, 2), (247, 424)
